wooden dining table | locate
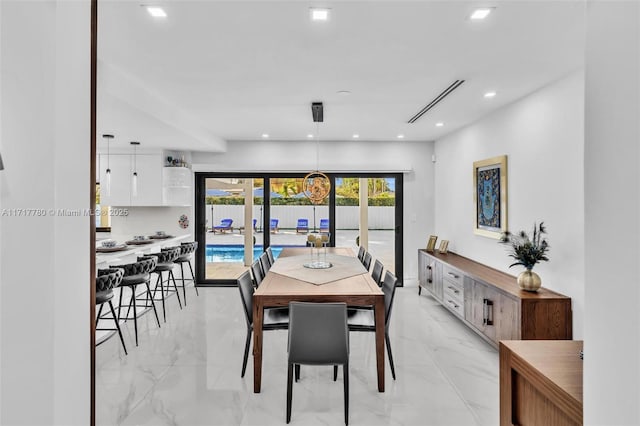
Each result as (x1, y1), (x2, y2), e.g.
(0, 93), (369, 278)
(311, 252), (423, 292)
(252, 247), (386, 393)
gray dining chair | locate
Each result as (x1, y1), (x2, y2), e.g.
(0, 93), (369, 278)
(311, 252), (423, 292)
(287, 302), (350, 425)
(362, 252), (372, 271)
(357, 246), (366, 262)
(250, 258), (264, 287)
(260, 251), (271, 274)
(266, 246), (275, 265)
(347, 271), (398, 380)
(371, 259), (384, 287)
(237, 271), (288, 377)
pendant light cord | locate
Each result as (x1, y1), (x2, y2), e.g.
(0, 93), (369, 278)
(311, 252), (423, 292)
(315, 122), (320, 172)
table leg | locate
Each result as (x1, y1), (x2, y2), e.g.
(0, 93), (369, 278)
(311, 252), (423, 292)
(374, 296), (385, 392)
(253, 297), (264, 393)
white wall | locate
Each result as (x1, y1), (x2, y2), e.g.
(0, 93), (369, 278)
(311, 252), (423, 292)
(193, 139), (435, 285)
(584, 2), (639, 424)
(0, 1), (90, 425)
(434, 71), (585, 338)
(110, 206), (194, 240)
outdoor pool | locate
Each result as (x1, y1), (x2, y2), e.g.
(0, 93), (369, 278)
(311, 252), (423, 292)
(205, 245), (302, 262)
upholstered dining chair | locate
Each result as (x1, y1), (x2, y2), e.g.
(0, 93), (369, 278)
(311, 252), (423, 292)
(287, 302), (350, 425)
(237, 271), (288, 377)
(357, 246), (366, 263)
(362, 252), (372, 271)
(95, 268), (127, 354)
(371, 259), (384, 287)
(347, 271), (398, 380)
(259, 251), (271, 274)
(266, 246), (275, 265)
(250, 258), (264, 287)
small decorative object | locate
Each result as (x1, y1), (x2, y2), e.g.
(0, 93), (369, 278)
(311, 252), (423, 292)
(500, 222), (549, 292)
(474, 155), (508, 238)
(133, 235), (146, 241)
(438, 240), (449, 254)
(156, 231), (166, 236)
(101, 239), (117, 248)
(426, 235), (438, 252)
(178, 214), (189, 229)
(304, 233), (332, 269)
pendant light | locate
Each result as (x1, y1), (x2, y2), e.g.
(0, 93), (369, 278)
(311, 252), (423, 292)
(130, 141), (140, 197)
(102, 134), (114, 196)
(303, 102), (331, 205)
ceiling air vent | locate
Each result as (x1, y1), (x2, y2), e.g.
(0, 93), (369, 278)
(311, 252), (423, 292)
(407, 80), (465, 123)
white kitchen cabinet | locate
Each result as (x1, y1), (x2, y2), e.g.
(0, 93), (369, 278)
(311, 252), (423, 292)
(98, 154), (163, 206)
(162, 167), (192, 206)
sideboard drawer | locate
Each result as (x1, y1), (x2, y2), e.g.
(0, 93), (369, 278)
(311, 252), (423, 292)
(443, 295), (464, 318)
(442, 265), (464, 287)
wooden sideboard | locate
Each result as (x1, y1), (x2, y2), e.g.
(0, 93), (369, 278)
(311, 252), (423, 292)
(499, 340), (583, 426)
(418, 250), (572, 348)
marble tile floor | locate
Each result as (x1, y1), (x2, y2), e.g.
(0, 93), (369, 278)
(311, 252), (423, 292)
(96, 285), (499, 426)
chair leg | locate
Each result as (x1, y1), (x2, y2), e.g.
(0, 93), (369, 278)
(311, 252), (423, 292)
(188, 261), (198, 296)
(343, 363), (349, 426)
(295, 364), (300, 382)
(385, 331), (396, 380)
(241, 329), (251, 378)
(145, 281), (161, 328)
(169, 270), (183, 309)
(154, 273), (166, 323)
(286, 362), (294, 424)
(96, 303), (104, 325)
(130, 289), (138, 346)
(418, 286), (422, 296)
(179, 262), (187, 305)
(333, 365), (338, 381)
(108, 300), (127, 355)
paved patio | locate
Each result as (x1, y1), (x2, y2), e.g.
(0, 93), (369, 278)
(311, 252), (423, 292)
(205, 229), (395, 281)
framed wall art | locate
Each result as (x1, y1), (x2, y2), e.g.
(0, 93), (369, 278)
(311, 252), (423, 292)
(473, 155), (508, 238)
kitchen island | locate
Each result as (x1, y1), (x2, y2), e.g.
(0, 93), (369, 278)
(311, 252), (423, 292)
(96, 234), (191, 269)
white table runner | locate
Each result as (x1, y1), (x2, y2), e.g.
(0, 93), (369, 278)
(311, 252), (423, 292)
(269, 253), (367, 285)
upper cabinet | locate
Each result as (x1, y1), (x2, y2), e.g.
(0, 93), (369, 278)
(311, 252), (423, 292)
(99, 154), (163, 206)
(162, 166), (192, 206)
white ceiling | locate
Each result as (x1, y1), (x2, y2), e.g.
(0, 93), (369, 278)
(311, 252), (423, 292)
(97, 0), (585, 150)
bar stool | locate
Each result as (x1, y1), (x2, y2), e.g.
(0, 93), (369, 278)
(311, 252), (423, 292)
(95, 268), (127, 355)
(111, 256), (161, 346)
(150, 248), (183, 322)
(170, 242), (198, 305)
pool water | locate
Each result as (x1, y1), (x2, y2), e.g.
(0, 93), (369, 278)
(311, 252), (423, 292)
(205, 245), (299, 263)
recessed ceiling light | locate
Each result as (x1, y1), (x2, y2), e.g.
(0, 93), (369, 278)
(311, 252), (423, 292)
(146, 6), (167, 18)
(337, 90), (351, 96)
(307, 134), (314, 138)
(261, 133), (269, 138)
(310, 8), (330, 21)
(470, 8), (493, 20)
(352, 134), (360, 139)
(397, 134), (405, 139)
(484, 91), (497, 98)
(435, 122), (444, 127)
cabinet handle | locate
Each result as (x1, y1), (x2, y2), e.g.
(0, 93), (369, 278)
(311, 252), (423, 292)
(427, 264), (433, 283)
(483, 298), (494, 326)
(447, 272), (459, 279)
(447, 285), (460, 294)
(447, 300), (459, 309)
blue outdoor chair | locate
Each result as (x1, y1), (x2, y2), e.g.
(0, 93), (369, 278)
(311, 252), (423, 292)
(213, 218), (233, 233)
(296, 219), (309, 234)
(319, 218), (329, 233)
(270, 218), (279, 233)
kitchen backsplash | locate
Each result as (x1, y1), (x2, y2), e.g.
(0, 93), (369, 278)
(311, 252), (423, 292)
(110, 206), (194, 238)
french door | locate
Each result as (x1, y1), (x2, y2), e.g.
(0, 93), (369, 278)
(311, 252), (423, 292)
(195, 172), (403, 285)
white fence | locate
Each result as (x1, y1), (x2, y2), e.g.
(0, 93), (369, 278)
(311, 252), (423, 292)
(206, 205), (395, 230)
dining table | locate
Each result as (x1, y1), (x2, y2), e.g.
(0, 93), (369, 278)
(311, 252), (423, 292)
(252, 247), (386, 393)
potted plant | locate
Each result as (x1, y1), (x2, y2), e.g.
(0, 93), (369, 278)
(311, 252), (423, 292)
(499, 222), (549, 292)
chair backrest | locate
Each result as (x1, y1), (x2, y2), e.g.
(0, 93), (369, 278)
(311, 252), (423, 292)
(251, 259), (264, 287)
(297, 218), (308, 227)
(260, 251), (271, 273)
(288, 302), (349, 365)
(381, 271), (398, 326)
(371, 259), (384, 286)
(221, 218), (233, 226)
(159, 246), (182, 262)
(319, 219), (329, 229)
(357, 246), (366, 262)
(237, 271), (255, 326)
(362, 252), (372, 271)
(179, 241), (197, 255)
(112, 256), (157, 276)
(266, 247), (275, 265)
(96, 268), (124, 292)
(270, 218), (279, 229)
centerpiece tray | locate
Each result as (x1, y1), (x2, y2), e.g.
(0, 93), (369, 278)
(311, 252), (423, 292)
(96, 244), (129, 253)
(149, 235), (173, 239)
(125, 239), (153, 245)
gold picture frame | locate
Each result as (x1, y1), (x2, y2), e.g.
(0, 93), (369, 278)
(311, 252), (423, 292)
(473, 155), (508, 239)
(426, 235), (438, 252)
(438, 240), (449, 254)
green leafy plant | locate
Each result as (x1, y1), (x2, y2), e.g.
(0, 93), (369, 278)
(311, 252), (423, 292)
(499, 222), (550, 270)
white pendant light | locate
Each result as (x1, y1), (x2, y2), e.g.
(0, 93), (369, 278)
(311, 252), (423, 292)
(131, 141), (140, 197)
(102, 134), (113, 196)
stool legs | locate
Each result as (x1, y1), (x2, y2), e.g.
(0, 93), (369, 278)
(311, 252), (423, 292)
(108, 300), (128, 355)
(177, 259), (198, 304)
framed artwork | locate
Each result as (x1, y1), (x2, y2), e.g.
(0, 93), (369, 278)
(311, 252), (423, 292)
(438, 240), (449, 254)
(426, 235), (438, 252)
(473, 155), (508, 238)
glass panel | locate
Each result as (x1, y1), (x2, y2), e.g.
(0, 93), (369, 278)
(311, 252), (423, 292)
(367, 177), (396, 274)
(268, 177), (323, 256)
(334, 177), (360, 253)
(204, 177), (261, 280)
